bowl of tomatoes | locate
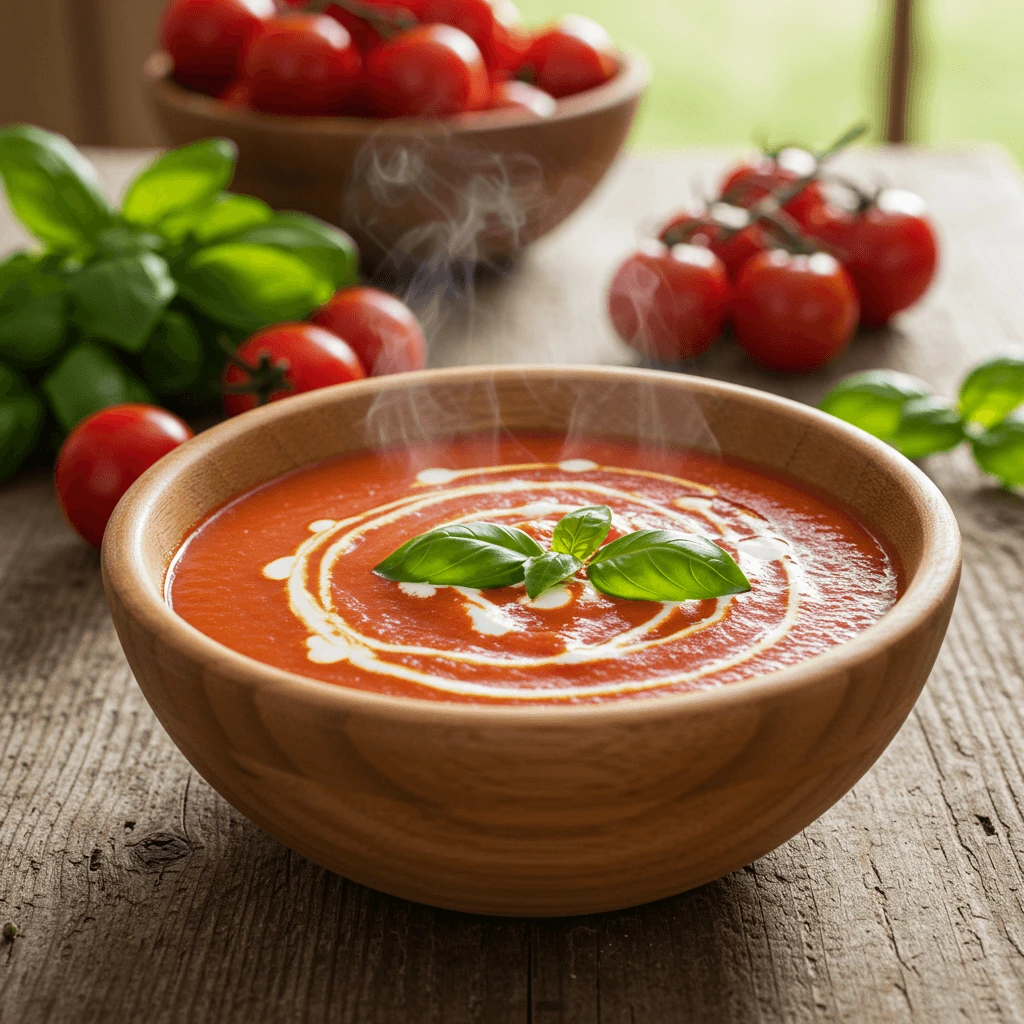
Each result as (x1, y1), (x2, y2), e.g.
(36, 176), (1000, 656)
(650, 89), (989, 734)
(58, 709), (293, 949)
(145, 0), (648, 266)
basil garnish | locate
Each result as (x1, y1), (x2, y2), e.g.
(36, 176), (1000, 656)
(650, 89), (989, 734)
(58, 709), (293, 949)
(523, 551), (582, 599)
(374, 522), (543, 589)
(374, 504), (751, 603)
(551, 504), (612, 560)
(958, 356), (1024, 429)
(587, 529), (750, 602)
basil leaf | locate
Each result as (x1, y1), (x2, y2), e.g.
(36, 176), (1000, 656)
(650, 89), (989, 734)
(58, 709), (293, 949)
(42, 342), (152, 432)
(0, 251), (37, 299)
(375, 522), (544, 589)
(0, 124), (114, 250)
(177, 243), (335, 332)
(0, 373), (44, 483)
(971, 411), (1024, 488)
(891, 395), (964, 459)
(551, 504), (612, 561)
(68, 253), (176, 352)
(587, 529), (750, 602)
(95, 224), (164, 256)
(161, 192), (273, 245)
(140, 311), (204, 395)
(819, 370), (931, 440)
(523, 551), (582, 599)
(958, 356), (1024, 428)
(122, 139), (237, 228)
(0, 291), (67, 368)
(230, 212), (359, 289)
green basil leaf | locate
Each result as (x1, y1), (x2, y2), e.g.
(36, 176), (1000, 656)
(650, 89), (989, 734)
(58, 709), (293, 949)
(178, 243), (335, 332)
(587, 529), (751, 602)
(0, 291), (67, 369)
(375, 522), (544, 589)
(122, 139), (237, 228)
(958, 356), (1024, 428)
(140, 310), (204, 395)
(890, 395), (964, 460)
(95, 224), (164, 256)
(0, 125), (114, 250)
(161, 192), (274, 245)
(971, 411), (1024, 488)
(0, 252), (37, 300)
(551, 505), (612, 560)
(0, 383), (44, 483)
(68, 253), (176, 352)
(523, 551), (582, 599)
(41, 342), (152, 432)
(230, 212), (359, 289)
(819, 370), (931, 440)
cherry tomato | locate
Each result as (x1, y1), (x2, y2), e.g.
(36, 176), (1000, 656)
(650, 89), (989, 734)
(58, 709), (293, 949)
(608, 241), (729, 363)
(522, 16), (617, 99)
(367, 25), (490, 116)
(720, 148), (828, 229)
(324, 3), (384, 52)
(161, 0), (273, 95)
(806, 189), (938, 328)
(223, 322), (365, 416)
(245, 14), (362, 116)
(489, 79), (556, 117)
(732, 250), (859, 373)
(217, 78), (252, 106)
(311, 287), (427, 375)
(417, 0), (524, 73)
(55, 404), (193, 550)
(660, 207), (767, 282)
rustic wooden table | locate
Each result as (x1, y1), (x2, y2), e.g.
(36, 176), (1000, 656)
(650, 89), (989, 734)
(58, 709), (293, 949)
(3, 146), (1024, 1024)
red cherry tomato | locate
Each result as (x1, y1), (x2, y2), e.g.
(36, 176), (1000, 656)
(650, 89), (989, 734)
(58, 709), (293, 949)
(217, 78), (252, 106)
(608, 241), (729, 363)
(223, 323), (365, 416)
(489, 79), (556, 117)
(660, 208), (767, 282)
(732, 250), (859, 373)
(522, 16), (617, 99)
(55, 404), (193, 550)
(720, 148), (828, 229)
(245, 14), (362, 115)
(323, 1), (403, 52)
(367, 25), (490, 116)
(311, 287), (427, 375)
(161, 0), (273, 95)
(806, 189), (938, 328)
(416, 0), (523, 72)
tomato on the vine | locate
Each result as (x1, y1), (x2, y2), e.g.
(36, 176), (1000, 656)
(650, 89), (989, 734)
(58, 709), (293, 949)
(161, 0), (274, 95)
(245, 14), (362, 116)
(660, 207), (767, 282)
(366, 25), (490, 116)
(521, 16), (617, 99)
(720, 148), (828, 229)
(806, 189), (938, 328)
(55, 404), (194, 550)
(489, 79), (556, 117)
(311, 287), (427, 375)
(223, 322), (365, 416)
(608, 241), (729, 363)
(732, 250), (859, 372)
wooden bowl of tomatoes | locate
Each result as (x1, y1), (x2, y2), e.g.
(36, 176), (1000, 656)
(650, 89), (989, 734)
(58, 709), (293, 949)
(144, 0), (648, 266)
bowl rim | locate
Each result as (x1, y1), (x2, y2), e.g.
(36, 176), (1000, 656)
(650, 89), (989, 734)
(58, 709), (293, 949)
(102, 364), (962, 726)
(143, 48), (650, 136)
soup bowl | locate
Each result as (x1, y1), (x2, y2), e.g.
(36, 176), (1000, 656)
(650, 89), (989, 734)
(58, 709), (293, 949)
(102, 366), (960, 916)
(143, 52), (648, 266)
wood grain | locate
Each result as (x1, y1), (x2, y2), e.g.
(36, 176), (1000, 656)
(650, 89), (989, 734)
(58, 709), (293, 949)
(3, 147), (1024, 1020)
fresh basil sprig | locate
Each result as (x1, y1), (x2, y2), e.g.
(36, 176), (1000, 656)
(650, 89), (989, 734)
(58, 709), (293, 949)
(820, 357), (1024, 488)
(375, 505), (751, 603)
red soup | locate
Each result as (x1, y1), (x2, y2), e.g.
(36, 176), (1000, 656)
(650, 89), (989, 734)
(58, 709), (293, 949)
(168, 434), (900, 703)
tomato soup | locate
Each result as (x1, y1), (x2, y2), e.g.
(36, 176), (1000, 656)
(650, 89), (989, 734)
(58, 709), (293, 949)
(167, 434), (900, 703)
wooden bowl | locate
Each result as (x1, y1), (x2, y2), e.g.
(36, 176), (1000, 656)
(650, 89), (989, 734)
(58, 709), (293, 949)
(101, 366), (961, 916)
(143, 52), (648, 266)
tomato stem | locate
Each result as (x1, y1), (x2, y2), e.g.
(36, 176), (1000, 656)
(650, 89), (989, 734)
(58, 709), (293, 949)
(218, 335), (293, 407)
(302, 0), (417, 37)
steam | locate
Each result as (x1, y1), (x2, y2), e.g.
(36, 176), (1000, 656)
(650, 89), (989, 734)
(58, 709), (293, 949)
(341, 127), (719, 468)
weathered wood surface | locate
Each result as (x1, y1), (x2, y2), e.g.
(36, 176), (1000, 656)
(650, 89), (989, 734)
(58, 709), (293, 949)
(3, 146), (1024, 1023)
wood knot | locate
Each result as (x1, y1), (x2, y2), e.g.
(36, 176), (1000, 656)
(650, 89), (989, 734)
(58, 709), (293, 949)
(128, 831), (192, 867)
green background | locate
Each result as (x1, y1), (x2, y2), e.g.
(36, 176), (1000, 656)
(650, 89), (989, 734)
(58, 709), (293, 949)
(515, 0), (1024, 160)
